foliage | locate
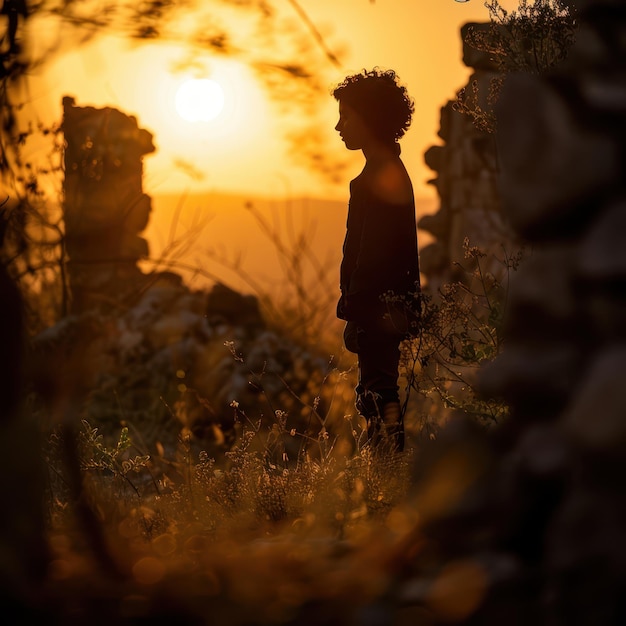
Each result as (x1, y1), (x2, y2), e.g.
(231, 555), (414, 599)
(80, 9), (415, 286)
(454, 75), (502, 134)
(43, 345), (405, 534)
(154, 413), (410, 531)
(0, 121), (68, 331)
(454, 0), (577, 132)
(471, 0), (576, 74)
(199, 200), (343, 353)
(42, 405), (415, 625)
(45, 420), (153, 508)
(400, 238), (524, 432)
(78, 421), (151, 486)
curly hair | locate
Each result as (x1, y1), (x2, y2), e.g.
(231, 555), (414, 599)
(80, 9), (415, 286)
(332, 68), (414, 143)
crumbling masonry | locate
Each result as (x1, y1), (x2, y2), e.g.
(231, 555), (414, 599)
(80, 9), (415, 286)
(62, 96), (155, 312)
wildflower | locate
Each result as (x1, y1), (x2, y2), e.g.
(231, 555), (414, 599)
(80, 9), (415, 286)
(224, 340), (244, 362)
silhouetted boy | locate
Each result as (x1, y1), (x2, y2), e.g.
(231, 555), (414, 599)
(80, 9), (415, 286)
(333, 68), (420, 452)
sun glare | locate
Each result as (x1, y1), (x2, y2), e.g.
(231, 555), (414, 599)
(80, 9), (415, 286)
(175, 78), (225, 122)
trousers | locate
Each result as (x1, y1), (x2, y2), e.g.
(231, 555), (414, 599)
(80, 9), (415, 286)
(344, 320), (402, 418)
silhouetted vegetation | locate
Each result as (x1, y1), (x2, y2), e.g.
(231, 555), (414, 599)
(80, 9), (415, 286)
(455, 0), (577, 132)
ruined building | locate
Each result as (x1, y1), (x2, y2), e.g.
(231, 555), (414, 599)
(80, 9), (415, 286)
(411, 2), (626, 623)
(62, 96), (156, 313)
(419, 23), (520, 293)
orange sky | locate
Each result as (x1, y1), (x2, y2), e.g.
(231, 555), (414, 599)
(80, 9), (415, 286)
(18, 0), (521, 297)
(300, 0), (520, 202)
(26, 0), (519, 203)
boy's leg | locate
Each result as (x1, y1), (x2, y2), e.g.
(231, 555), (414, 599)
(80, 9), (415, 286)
(355, 326), (404, 451)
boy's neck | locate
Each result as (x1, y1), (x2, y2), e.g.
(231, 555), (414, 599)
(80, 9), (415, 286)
(362, 140), (399, 164)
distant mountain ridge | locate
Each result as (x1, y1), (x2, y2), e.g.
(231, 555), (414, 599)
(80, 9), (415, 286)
(144, 191), (436, 294)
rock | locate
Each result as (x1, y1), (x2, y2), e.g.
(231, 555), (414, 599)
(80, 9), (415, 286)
(561, 345), (626, 450)
(504, 245), (578, 328)
(496, 73), (620, 240)
(424, 144), (445, 171)
(418, 242), (448, 276)
(579, 199), (626, 279)
(205, 282), (265, 332)
(478, 341), (582, 414)
(418, 209), (450, 240)
(62, 97), (156, 313)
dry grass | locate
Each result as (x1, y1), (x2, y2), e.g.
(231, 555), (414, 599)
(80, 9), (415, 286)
(41, 416), (424, 625)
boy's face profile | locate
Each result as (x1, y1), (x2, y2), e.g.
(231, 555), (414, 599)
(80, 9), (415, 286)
(335, 101), (374, 152)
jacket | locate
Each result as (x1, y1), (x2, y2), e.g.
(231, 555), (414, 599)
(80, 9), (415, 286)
(337, 163), (420, 329)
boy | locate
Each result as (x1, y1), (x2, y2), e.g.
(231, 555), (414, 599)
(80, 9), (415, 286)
(333, 68), (420, 452)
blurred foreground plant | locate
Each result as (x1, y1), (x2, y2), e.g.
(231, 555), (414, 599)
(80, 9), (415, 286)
(454, 0), (577, 132)
(46, 403), (413, 559)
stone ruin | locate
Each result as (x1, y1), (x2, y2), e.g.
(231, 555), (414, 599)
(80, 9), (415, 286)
(419, 23), (520, 293)
(411, 27), (524, 429)
(401, 1), (626, 623)
(62, 96), (156, 313)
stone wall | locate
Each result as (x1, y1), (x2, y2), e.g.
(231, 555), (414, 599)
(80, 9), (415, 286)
(62, 96), (155, 313)
(419, 23), (519, 293)
(479, 3), (626, 618)
(404, 2), (626, 623)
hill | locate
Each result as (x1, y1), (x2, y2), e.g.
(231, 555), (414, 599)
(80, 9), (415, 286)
(145, 191), (436, 295)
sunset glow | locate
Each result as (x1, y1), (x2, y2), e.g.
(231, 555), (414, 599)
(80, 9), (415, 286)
(33, 1), (522, 199)
(175, 78), (225, 122)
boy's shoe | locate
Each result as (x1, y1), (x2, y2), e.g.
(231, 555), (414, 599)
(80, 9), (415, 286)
(367, 419), (404, 454)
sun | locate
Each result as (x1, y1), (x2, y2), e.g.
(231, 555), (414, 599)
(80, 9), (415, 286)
(175, 78), (225, 122)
